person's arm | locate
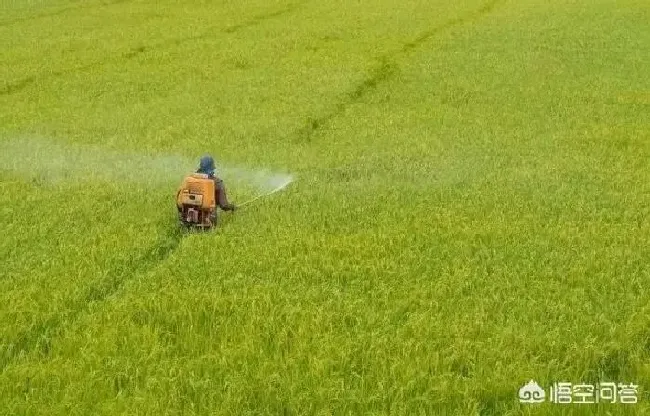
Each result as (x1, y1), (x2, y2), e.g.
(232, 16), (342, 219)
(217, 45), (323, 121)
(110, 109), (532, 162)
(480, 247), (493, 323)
(215, 179), (236, 211)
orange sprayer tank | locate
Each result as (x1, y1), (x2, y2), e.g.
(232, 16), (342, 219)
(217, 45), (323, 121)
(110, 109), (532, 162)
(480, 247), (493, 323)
(176, 173), (216, 210)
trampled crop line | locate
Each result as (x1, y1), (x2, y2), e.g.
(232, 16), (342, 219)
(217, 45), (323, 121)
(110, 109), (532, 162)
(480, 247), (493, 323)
(0, 3), (304, 96)
(295, 57), (398, 142)
(0, 226), (182, 373)
(0, 5), (77, 28)
(401, 0), (502, 55)
(294, 0), (503, 143)
(0, 0), (134, 28)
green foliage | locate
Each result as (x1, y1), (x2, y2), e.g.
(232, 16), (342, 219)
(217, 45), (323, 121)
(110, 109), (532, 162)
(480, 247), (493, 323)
(1, 0), (649, 414)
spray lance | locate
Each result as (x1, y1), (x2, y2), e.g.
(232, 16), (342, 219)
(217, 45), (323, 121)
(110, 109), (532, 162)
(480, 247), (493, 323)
(236, 176), (294, 209)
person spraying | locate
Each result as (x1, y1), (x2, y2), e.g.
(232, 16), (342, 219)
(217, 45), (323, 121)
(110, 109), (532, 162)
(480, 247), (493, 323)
(176, 155), (236, 228)
(196, 155), (237, 212)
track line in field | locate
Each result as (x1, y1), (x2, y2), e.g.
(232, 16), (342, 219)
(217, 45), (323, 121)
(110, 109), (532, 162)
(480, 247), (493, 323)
(0, 226), (182, 373)
(0, 5), (77, 28)
(293, 0), (504, 143)
(295, 57), (398, 142)
(0, 3), (304, 96)
(0, 0), (134, 28)
(0, 76), (36, 96)
(401, 0), (502, 55)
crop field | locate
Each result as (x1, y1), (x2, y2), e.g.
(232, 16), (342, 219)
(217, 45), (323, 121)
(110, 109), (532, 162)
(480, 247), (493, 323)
(1, 0), (650, 414)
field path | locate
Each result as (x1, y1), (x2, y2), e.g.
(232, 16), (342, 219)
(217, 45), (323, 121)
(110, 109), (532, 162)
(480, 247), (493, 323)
(295, 0), (504, 143)
(1, 2), (306, 96)
(1, 223), (182, 372)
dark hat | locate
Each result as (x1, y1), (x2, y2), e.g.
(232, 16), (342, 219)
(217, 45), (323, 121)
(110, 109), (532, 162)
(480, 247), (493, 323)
(197, 155), (216, 175)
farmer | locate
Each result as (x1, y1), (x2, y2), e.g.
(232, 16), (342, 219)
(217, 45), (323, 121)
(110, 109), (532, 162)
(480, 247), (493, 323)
(196, 154), (237, 212)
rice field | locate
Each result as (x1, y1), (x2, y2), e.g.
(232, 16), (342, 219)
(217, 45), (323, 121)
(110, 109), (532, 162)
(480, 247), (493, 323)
(1, 0), (650, 414)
